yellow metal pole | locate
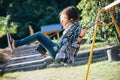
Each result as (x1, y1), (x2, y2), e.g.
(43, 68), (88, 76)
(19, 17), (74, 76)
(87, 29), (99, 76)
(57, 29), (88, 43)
(85, 1), (120, 80)
(98, 22), (113, 27)
(85, 24), (99, 80)
(85, 8), (103, 80)
(109, 10), (120, 36)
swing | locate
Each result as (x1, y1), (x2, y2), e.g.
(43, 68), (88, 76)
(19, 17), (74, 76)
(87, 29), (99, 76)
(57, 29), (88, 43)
(85, 1), (120, 80)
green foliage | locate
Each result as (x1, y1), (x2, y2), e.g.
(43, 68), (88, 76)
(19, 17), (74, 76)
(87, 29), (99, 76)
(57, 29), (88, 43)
(1, 0), (79, 38)
(0, 16), (17, 37)
(77, 0), (120, 43)
(0, 0), (80, 48)
(107, 37), (118, 45)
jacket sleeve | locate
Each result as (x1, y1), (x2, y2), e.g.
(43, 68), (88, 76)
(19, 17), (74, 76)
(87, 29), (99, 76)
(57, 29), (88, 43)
(71, 25), (82, 48)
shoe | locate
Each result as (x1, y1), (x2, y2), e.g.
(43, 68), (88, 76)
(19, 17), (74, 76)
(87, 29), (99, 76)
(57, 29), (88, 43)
(36, 44), (47, 55)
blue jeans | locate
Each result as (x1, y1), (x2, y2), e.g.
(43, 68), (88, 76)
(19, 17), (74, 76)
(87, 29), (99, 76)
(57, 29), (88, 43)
(15, 31), (58, 58)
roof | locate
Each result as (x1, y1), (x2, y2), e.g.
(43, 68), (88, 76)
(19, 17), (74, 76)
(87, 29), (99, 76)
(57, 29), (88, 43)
(40, 24), (62, 33)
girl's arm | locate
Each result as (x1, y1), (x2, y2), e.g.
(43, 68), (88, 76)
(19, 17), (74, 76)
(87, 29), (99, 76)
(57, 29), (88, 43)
(77, 28), (87, 43)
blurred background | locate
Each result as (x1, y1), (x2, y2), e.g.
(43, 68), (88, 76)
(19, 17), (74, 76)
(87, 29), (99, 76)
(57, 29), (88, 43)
(0, 0), (120, 48)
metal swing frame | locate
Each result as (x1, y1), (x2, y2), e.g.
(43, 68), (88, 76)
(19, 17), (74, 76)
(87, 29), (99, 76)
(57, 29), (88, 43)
(85, 1), (120, 80)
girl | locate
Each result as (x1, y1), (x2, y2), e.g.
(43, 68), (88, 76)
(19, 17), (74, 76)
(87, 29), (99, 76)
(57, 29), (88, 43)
(10, 6), (87, 63)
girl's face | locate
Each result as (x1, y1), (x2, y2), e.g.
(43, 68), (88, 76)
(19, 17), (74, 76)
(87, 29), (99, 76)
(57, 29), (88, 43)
(60, 13), (70, 29)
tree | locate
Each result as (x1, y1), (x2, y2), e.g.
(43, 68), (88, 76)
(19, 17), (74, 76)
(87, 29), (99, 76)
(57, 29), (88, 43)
(0, 16), (18, 48)
(0, 16), (17, 37)
(6, 0), (80, 38)
(77, 0), (120, 43)
(0, 0), (80, 48)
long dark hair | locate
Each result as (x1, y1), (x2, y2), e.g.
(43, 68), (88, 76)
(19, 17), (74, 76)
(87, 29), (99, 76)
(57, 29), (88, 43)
(59, 6), (79, 21)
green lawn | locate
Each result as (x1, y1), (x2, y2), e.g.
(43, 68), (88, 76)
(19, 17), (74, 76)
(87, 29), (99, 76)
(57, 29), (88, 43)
(0, 61), (120, 80)
(80, 42), (107, 50)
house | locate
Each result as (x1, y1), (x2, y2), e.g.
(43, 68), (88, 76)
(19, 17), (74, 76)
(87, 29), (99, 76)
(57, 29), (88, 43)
(40, 24), (63, 39)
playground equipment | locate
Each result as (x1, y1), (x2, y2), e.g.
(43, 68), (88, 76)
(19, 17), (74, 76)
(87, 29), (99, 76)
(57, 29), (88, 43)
(85, 0), (120, 80)
(5, 0), (120, 78)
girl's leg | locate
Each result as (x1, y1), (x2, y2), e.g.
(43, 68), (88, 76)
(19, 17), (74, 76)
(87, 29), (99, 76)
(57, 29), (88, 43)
(15, 32), (58, 58)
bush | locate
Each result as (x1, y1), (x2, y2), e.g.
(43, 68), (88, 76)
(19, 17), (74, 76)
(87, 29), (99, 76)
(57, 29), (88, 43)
(106, 37), (118, 45)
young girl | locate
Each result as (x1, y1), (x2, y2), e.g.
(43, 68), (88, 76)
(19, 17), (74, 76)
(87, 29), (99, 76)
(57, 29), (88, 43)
(10, 6), (87, 63)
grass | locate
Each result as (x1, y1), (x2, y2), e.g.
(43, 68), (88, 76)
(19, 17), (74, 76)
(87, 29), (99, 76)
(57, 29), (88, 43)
(0, 61), (120, 80)
(80, 42), (108, 50)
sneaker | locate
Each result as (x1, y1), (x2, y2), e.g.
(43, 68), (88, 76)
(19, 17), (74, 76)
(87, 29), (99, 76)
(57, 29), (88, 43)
(36, 44), (47, 55)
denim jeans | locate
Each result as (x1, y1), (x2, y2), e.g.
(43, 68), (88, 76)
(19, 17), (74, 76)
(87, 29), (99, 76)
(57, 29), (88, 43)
(15, 31), (58, 58)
